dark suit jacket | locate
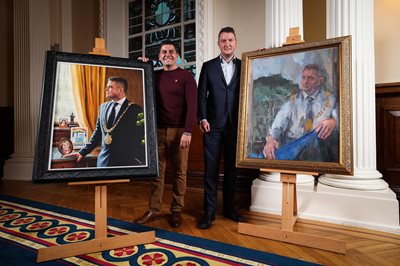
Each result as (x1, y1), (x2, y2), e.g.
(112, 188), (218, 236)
(198, 56), (241, 129)
(79, 99), (145, 167)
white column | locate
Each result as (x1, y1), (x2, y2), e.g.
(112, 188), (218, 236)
(320, 0), (387, 190)
(265, 0), (303, 48)
(4, 0), (50, 180)
(310, 0), (398, 232)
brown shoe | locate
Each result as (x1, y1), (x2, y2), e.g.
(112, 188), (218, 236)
(170, 211), (182, 228)
(134, 210), (161, 224)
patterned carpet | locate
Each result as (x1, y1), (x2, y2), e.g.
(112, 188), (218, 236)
(0, 194), (318, 266)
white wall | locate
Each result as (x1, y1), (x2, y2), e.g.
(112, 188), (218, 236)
(212, 0), (265, 59)
(374, 0), (400, 84)
(106, 0), (127, 58)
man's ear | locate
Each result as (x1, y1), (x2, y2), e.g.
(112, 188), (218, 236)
(318, 77), (325, 85)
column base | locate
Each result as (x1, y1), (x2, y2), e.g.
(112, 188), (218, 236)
(250, 179), (400, 233)
(3, 155), (34, 181)
(320, 170), (388, 190)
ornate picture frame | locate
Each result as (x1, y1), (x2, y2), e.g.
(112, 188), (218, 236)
(33, 51), (158, 182)
(236, 36), (353, 175)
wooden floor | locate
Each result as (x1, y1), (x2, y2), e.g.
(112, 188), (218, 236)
(1, 179), (400, 266)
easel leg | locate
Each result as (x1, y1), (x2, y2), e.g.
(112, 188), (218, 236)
(238, 171), (346, 254)
(95, 185), (107, 238)
(37, 231), (155, 262)
(37, 181), (156, 262)
(281, 173), (297, 231)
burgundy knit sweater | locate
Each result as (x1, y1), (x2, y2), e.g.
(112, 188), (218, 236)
(154, 68), (197, 133)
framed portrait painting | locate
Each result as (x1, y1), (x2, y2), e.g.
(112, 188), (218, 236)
(236, 36), (353, 175)
(33, 51), (158, 182)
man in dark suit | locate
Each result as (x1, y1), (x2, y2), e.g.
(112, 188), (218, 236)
(198, 27), (242, 229)
(72, 77), (145, 167)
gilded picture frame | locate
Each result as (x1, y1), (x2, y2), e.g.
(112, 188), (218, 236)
(33, 51), (159, 182)
(236, 36), (353, 175)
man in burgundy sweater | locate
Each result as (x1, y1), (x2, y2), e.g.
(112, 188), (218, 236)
(134, 40), (197, 228)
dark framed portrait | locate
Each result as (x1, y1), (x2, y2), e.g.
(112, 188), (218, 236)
(236, 36), (353, 175)
(33, 51), (159, 182)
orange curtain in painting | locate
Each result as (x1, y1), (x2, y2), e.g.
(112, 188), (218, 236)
(70, 65), (106, 138)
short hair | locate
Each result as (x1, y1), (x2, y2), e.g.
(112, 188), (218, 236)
(108, 77), (128, 93)
(158, 39), (179, 54)
(218, 27), (236, 39)
(303, 64), (326, 79)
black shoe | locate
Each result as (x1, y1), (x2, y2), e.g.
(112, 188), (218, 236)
(223, 211), (242, 222)
(198, 212), (215, 229)
(170, 211), (182, 228)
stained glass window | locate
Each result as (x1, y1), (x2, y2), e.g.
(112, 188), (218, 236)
(128, 0), (196, 75)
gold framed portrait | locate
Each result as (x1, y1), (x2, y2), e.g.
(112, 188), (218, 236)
(236, 36), (353, 175)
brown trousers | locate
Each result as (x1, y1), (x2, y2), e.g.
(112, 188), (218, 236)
(149, 128), (189, 213)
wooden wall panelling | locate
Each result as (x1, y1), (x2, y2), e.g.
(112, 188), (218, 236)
(0, 107), (14, 178)
(376, 82), (400, 202)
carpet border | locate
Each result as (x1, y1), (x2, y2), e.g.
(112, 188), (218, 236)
(0, 194), (319, 266)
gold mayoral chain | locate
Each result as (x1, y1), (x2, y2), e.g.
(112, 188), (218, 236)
(102, 103), (132, 145)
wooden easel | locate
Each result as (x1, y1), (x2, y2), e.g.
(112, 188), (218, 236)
(237, 29), (345, 253)
(89, 37), (111, 56)
(238, 169), (346, 254)
(282, 27), (305, 46)
(37, 179), (155, 262)
(37, 38), (155, 262)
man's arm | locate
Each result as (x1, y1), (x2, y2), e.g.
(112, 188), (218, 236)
(198, 63), (210, 133)
(78, 112), (103, 157)
(63, 115), (102, 162)
(63, 152), (84, 162)
(262, 100), (292, 159)
(180, 71), (197, 149)
(314, 93), (338, 140)
(183, 70), (198, 134)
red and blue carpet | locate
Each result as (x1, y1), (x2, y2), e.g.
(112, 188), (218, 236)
(0, 195), (318, 265)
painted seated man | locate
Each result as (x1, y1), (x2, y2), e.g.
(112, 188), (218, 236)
(263, 64), (339, 162)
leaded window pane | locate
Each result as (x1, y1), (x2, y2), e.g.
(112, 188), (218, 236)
(184, 0), (195, 21)
(128, 0), (196, 76)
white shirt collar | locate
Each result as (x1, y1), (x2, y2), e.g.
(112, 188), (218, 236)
(219, 55), (236, 64)
(113, 97), (126, 106)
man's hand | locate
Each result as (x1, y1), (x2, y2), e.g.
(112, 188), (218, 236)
(180, 133), (192, 149)
(315, 118), (336, 140)
(137, 56), (150, 63)
(263, 135), (279, 159)
(63, 152), (84, 162)
(200, 120), (210, 133)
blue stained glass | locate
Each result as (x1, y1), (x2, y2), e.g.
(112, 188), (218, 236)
(155, 2), (170, 25)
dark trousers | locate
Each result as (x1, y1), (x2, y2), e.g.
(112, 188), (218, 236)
(203, 121), (237, 214)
